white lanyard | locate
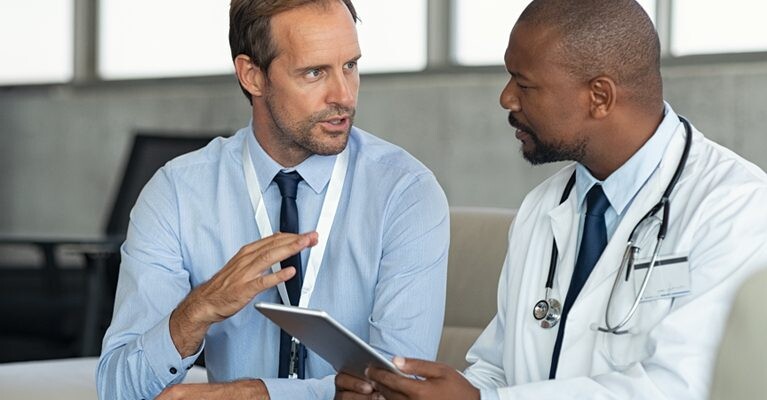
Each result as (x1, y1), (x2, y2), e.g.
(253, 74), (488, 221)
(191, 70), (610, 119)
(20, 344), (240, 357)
(242, 139), (349, 308)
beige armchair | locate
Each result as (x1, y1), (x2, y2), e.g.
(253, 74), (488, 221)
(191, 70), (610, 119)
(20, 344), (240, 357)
(437, 207), (516, 370)
(709, 268), (767, 400)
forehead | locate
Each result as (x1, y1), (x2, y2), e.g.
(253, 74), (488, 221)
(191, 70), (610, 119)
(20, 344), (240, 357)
(504, 22), (565, 79)
(270, 2), (360, 66)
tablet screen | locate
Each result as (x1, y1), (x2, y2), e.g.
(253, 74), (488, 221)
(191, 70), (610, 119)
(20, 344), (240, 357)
(255, 302), (407, 380)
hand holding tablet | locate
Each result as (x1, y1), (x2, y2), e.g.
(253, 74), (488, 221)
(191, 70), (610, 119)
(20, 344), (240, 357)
(255, 302), (408, 380)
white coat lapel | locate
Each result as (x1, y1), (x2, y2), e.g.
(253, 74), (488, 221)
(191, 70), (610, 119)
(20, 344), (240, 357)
(548, 190), (579, 296)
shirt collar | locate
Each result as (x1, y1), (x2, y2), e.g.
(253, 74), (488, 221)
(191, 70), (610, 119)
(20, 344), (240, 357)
(245, 123), (337, 195)
(575, 102), (680, 214)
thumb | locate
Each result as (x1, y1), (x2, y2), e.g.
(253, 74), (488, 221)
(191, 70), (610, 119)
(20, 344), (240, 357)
(393, 356), (448, 379)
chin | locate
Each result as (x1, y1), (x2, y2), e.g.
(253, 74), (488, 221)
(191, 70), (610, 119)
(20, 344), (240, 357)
(306, 131), (349, 156)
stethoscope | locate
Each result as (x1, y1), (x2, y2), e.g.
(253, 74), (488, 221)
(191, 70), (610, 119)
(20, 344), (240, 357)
(533, 116), (692, 335)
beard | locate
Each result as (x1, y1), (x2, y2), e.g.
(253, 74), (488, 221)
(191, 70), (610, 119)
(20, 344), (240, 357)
(264, 90), (356, 157)
(508, 112), (585, 165)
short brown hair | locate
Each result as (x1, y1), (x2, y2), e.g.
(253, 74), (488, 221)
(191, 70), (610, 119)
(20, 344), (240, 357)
(229, 0), (358, 103)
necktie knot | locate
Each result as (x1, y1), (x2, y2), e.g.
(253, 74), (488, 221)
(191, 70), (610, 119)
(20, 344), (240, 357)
(274, 171), (302, 199)
(585, 185), (610, 216)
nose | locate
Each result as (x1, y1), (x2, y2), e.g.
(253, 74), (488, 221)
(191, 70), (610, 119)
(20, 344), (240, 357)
(500, 80), (521, 112)
(327, 71), (356, 109)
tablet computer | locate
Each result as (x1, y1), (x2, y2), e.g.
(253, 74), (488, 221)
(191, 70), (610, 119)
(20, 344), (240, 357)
(255, 302), (407, 380)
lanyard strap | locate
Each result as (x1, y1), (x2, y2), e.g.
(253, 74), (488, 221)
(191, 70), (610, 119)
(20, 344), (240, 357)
(242, 139), (349, 308)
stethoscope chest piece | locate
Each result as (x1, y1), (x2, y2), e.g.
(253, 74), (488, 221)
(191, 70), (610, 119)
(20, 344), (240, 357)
(533, 298), (562, 329)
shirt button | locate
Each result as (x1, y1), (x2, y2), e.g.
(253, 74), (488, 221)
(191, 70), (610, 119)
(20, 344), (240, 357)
(169, 367), (178, 374)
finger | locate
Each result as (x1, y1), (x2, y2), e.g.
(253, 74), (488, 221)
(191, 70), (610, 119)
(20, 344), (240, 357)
(393, 356), (449, 379)
(239, 232), (309, 257)
(334, 390), (377, 400)
(333, 390), (376, 400)
(374, 384), (406, 400)
(241, 234), (316, 274)
(336, 372), (374, 394)
(248, 266), (296, 293)
(366, 367), (421, 395)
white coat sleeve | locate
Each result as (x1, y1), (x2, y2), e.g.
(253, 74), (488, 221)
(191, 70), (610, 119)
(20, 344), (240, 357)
(479, 184), (767, 400)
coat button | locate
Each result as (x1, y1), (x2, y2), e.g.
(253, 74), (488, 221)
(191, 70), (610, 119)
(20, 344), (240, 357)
(169, 367), (178, 374)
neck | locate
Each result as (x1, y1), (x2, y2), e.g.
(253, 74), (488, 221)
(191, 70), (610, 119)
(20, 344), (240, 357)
(582, 107), (665, 180)
(251, 117), (311, 168)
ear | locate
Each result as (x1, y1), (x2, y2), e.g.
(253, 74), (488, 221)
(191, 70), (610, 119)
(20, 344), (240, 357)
(588, 76), (616, 119)
(234, 54), (267, 98)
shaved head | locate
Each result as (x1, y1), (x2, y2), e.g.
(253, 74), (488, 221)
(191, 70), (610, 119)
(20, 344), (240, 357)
(518, 0), (662, 109)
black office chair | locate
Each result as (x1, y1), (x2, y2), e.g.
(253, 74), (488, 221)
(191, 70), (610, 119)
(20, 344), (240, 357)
(0, 132), (223, 361)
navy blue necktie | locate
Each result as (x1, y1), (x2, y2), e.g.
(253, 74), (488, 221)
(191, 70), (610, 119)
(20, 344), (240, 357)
(549, 184), (610, 379)
(273, 171), (306, 379)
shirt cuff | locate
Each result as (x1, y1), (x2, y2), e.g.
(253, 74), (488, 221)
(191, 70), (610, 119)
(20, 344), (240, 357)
(261, 375), (334, 400)
(140, 313), (204, 386)
(480, 387), (502, 400)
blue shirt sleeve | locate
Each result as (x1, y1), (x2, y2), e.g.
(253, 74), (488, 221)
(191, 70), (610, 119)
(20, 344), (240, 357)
(369, 171), (450, 360)
(96, 168), (203, 399)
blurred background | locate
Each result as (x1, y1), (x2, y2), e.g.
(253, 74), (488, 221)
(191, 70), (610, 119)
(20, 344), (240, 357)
(1, 0), (766, 363)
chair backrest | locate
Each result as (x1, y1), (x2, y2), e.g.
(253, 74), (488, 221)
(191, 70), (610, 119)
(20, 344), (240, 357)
(709, 268), (767, 400)
(437, 207), (516, 370)
(104, 133), (222, 236)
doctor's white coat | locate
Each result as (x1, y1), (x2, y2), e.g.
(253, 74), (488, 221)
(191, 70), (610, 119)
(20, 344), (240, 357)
(464, 119), (767, 399)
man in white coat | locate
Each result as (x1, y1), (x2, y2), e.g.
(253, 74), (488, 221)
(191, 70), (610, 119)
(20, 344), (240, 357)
(335, 0), (767, 399)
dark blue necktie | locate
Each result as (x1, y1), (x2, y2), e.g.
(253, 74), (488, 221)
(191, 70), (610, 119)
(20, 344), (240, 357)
(273, 171), (306, 379)
(549, 184), (610, 379)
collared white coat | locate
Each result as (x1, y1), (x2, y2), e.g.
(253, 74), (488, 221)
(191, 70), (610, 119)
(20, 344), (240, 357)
(464, 118), (767, 399)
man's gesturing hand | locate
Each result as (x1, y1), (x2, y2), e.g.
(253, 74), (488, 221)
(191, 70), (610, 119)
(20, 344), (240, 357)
(170, 232), (318, 357)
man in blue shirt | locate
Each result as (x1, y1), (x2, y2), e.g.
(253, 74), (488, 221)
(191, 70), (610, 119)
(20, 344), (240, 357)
(96, 1), (449, 399)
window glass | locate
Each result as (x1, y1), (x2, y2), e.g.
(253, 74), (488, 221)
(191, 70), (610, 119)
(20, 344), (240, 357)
(453, 0), (529, 66)
(354, 0), (428, 73)
(0, 1), (74, 85)
(99, 0), (233, 79)
(99, 0), (426, 79)
(453, 0), (657, 66)
(672, 0), (767, 56)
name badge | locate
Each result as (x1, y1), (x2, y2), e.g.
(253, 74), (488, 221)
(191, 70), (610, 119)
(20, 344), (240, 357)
(632, 254), (690, 302)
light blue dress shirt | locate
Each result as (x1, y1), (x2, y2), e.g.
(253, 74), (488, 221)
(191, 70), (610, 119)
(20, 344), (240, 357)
(479, 104), (680, 400)
(96, 124), (450, 399)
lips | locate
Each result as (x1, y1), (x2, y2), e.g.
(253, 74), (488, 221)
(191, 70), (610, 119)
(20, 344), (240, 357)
(322, 116), (349, 125)
(508, 113), (536, 139)
(318, 115), (350, 132)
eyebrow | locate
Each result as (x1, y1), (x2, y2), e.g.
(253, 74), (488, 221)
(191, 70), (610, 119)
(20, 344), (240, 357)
(294, 54), (362, 75)
(508, 70), (531, 81)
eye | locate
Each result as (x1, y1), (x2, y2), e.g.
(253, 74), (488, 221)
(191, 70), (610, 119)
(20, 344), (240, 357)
(516, 82), (530, 90)
(304, 69), (322, 79)
(344, 61), (358, 71)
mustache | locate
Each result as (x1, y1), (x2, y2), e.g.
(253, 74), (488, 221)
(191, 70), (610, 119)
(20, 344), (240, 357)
(507, 113), (535, 136)
(311, 106), (356, 123)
